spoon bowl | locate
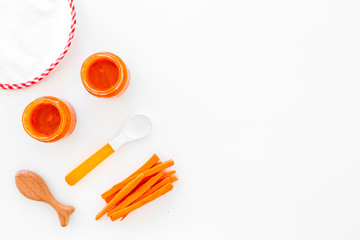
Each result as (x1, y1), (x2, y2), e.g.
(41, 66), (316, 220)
(123, 114), (152, 140)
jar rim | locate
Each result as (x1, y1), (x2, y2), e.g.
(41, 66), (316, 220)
(22, 97), (68, 142)
(81, 52), (127, 97)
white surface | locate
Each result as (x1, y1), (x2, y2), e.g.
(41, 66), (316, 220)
(1, 0), (360, 239)
(0, 0), (70, 84)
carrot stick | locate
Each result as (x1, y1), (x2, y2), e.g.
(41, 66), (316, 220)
(102, 160), (174, 199)
(120, 178), (170, 220)
(131, 161), (162, 183)
(102, 178), (133, 200)
(169, 175), (178, 183)
(142, 160), (174, 177)
(139, 170), (175, 186)
(135, 175), (177, 205)
(101, 154), (160, 199)
(110, 183), (174, 221)
(126, 154), (160, 180)
(131, 160), (174, 188)
(152, 161), (163, 167)
(96, 173), (145, 220)
(104, 191), (119, 203)
(132, 161), (165, 185)
(159, 170), (176, 181)
(140, 178), (170, 200)
(107, 172), (163, 216)
(129, 176), (175, 209)
(120, 176), (178, 220)
(104, 168), (172, 204)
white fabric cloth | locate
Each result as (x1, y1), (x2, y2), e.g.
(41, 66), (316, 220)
(0, 0), (71, 84)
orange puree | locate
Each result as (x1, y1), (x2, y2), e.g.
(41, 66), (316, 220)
(81, 52), (130, 98)
(30, 103), (61, 136)
(22, 97), (77, 143)
(88, 59), (119, 91)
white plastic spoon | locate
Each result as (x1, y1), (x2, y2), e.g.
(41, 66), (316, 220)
(65, 114), (152, 186)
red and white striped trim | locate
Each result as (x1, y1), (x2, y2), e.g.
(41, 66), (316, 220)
(0, 0), (77, 90)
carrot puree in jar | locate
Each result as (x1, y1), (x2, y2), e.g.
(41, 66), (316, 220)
(88, 58), (119, 91)
(22, 97), (76, 143)
(30, 103), (61, 136)
(81, 52), (130, 98)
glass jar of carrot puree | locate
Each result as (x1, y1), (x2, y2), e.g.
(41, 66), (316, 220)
(81, 52), (130, 98)
(22, 96), (76, 143)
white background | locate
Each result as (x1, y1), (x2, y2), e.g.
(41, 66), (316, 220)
(1, 0), (360, 239)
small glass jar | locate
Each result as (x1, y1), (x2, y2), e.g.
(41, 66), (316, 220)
(81, 52), (130, 98)
(22, 96), (77, 143)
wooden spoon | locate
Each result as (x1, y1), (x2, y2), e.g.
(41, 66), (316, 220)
(15, 170), (75, 227)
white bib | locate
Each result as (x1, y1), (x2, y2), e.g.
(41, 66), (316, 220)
(0, 0), (73, 87)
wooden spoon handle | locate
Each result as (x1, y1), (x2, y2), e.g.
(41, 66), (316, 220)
(49, 200), (75, 227)
(15, 170), (75, 227)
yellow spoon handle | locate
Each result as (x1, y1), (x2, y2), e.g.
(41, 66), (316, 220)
(65, 143), (115, 186)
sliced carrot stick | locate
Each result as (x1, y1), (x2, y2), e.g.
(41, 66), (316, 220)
(104, 169), (173, 204)
(133, 161), (164, 184)
(141, 160), (174, 177)
(140, 178), (170, 200)
(136, 175), (177, 205)
(135, 169), (175, 189)
(102, 178), (133, 200)
(133, 161), (162, 183)
(133, 160), (174, 184)
(105, 193), (117, 203)
(139, 170), (175, 186)
(169, 175), (178, 183)
(101, 154), (160, 199)
(120, 176), (178, 220)
(159, 170), (176, 181)
(96, 173), (145, 220)
(126, 154), (160, 180)
(152, 161), (162, 167)
(110, 183), (174, 221)
(107, 172), (163, 216)
(102, 160), (174, 199)
(120, 178), (170, 220)
(137, 164), (174, 187)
